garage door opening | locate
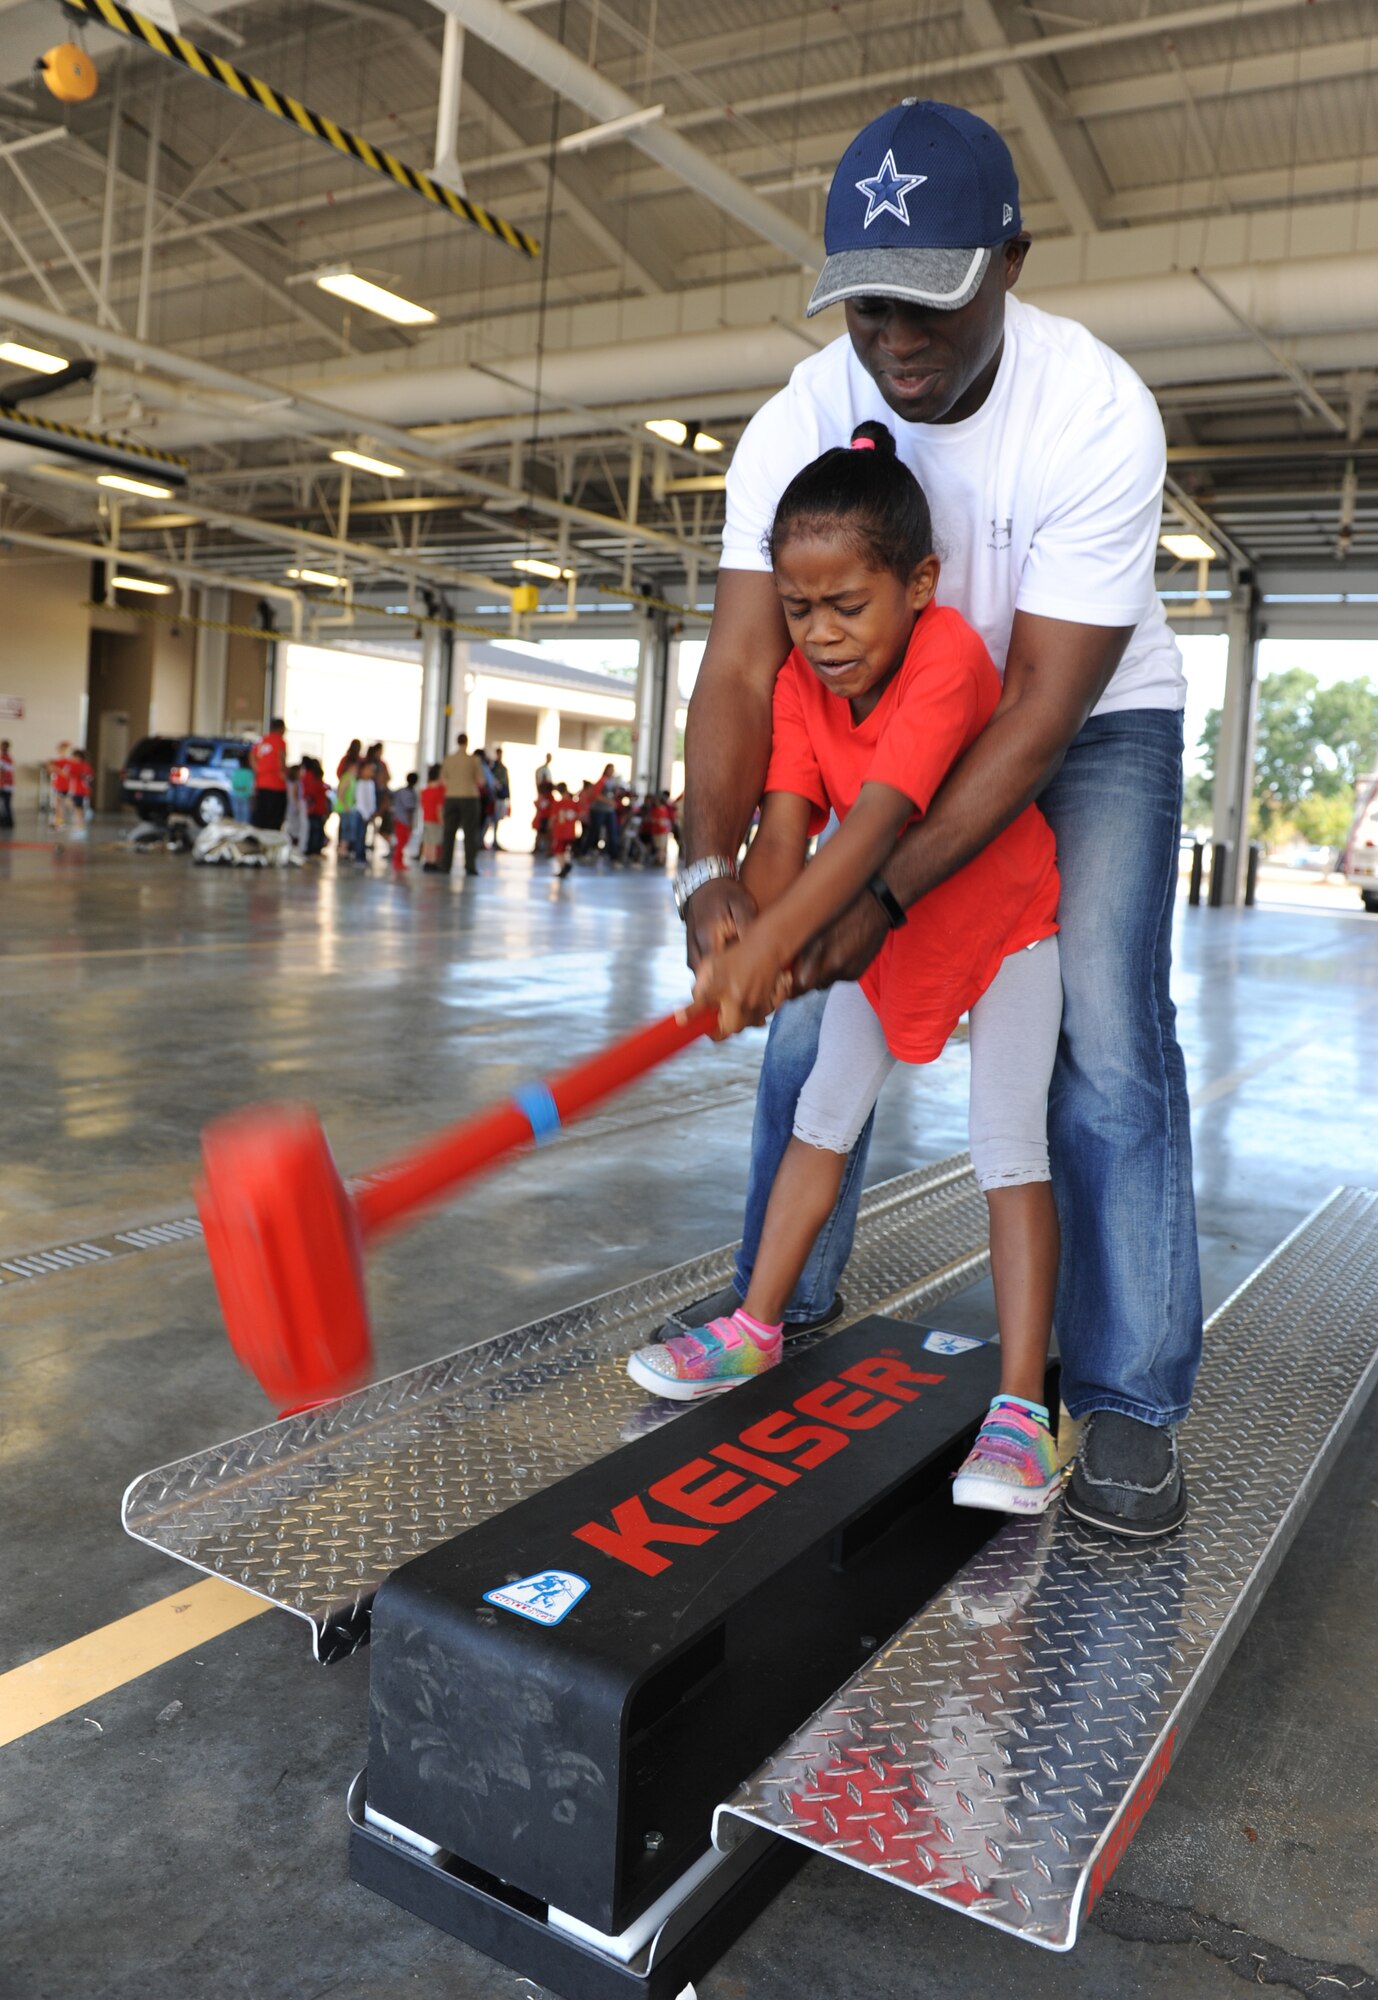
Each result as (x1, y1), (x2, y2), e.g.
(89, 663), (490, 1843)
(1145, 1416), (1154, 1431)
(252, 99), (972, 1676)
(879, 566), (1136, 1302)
(282, 642), (422, 783)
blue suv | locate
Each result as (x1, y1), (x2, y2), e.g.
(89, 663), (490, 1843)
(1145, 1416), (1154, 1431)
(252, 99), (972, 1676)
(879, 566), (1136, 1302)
(121, 734), (254, 824)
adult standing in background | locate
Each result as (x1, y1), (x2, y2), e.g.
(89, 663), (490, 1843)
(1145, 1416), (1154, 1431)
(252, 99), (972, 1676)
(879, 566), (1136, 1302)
(250, 716), (288, 831)
(489, 746), (512, 850)
(0, 739), (13, 829)
(440, 731), (485, 877)
(673, 100), (1201, 1540)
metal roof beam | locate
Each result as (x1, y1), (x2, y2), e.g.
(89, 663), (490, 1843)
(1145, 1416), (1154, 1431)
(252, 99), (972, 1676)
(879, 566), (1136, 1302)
(1068, 33), (1378, 123)
(959, 0), (1107, 236)
(428, 0), (822, 269)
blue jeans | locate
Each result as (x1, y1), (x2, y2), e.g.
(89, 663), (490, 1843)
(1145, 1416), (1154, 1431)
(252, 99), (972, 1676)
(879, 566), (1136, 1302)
(731, 707), (1203, 1428)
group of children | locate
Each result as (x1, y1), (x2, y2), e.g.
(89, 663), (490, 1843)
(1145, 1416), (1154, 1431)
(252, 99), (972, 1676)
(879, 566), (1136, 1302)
(532, 773), (680, 880)
(46, 743), (94, 829)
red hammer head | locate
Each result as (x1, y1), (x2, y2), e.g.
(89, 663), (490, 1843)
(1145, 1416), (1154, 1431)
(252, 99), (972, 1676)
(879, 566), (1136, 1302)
(196, 1104), (373, 1412)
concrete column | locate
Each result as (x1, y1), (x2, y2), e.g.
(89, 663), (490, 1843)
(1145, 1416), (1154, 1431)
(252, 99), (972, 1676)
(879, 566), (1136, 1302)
(659, 625), (682, 795)
(631, 612), (659, 793)
(1210, 572), (1260, 905)
(419, 622), (450, 770)
(192, 588), (229, 734)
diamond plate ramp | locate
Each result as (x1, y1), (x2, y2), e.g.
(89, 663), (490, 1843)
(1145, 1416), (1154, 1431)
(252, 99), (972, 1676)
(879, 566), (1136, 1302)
(713, 1186), (1378, 1951)
(123, 1155), (990, 1661)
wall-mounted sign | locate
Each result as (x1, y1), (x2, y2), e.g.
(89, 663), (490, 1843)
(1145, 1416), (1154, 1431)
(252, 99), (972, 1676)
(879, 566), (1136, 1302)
(0, 697), (25, 720)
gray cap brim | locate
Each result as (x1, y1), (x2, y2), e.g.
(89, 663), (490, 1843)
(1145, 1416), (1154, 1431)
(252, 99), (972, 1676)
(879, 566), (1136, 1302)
(805, 244), (991, 317)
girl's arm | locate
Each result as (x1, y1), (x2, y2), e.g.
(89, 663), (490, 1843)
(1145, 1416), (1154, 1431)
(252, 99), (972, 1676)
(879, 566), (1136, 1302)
(739, 792), (813, 914)
(695, 780), (916, 1032)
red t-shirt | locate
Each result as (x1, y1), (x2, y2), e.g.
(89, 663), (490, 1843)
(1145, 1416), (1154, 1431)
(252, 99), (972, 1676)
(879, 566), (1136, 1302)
(765, 603), (1060, 1063)
(300, 769), (328, 815)
(0, 751), (13, 787)
(420, 780), (445, 825)
(51, 755), (71, 794)
(68, 757), (93, 800)
(551, 801), (580, 851)
(251, 731), (287, 790)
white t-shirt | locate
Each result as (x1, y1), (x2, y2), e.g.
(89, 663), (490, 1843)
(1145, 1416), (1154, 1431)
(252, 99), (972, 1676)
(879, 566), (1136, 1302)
(722, 296), (1184, 717)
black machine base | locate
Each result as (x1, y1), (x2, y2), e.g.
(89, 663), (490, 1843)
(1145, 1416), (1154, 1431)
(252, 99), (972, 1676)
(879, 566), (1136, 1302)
(348, 1771), (805, 2000)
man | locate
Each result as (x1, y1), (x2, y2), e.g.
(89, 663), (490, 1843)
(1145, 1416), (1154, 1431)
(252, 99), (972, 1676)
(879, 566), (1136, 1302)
(250, 716), (288, 830)
(440, 730), (485, 876)
(672, 100), (1201, 1538)
(535, 748), (555, 791)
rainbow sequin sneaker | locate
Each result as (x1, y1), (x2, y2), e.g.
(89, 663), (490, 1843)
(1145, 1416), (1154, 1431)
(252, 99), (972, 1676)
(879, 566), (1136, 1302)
(952, 1397), (1063, 1515)
(627, 1310), (783, 1402)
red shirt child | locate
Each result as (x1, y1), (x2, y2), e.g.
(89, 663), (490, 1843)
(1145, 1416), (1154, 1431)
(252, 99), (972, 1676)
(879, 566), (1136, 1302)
(549, 794), (580, 856)
(68, 753), (93, 802)
(420, 778), (445, 828)
(300, 768), (328, 817)
(765, 602), (1059, 1063)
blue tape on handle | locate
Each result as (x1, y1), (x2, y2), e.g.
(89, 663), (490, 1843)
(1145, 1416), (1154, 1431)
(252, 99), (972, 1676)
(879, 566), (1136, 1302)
(513, 1081), (562, 1145)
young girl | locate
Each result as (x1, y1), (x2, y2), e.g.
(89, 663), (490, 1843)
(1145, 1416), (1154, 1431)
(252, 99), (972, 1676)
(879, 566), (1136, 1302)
(626, 423), (1065, 1516)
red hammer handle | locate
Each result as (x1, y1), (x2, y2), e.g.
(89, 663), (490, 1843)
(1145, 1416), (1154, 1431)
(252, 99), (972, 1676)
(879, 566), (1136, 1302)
(353, 1006), (717, 1239)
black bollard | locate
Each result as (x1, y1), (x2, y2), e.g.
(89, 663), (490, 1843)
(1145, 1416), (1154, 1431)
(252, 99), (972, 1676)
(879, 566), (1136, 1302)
(1245, 841), (1260, 907)
(1208, 840), (1231, 907)
(1188, 840), (1205, 906)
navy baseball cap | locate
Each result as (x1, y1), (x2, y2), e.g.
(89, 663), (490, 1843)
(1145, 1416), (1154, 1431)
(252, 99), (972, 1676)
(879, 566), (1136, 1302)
(806, 100), (1022, 317)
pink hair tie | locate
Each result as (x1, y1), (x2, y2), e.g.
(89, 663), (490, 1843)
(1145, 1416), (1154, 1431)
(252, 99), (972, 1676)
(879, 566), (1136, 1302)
(850, 437), (876, 450)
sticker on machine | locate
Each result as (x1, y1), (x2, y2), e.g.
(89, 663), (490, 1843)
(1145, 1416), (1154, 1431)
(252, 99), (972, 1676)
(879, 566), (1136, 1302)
(484, 1570), (590, 1627)
(922, 1331), (986, 1355)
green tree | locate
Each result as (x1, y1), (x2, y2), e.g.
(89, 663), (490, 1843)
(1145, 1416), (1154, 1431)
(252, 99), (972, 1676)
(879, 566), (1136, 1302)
(1197, 669), (1378, 844)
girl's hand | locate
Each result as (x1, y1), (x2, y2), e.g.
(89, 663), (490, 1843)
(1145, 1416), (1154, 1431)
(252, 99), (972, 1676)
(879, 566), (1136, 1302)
(692, 928), (792, 1037)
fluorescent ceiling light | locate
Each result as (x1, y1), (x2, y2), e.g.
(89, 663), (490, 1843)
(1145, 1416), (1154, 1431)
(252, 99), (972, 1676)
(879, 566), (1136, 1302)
(692, 430), (724, 453)
(313, 269), (436, 326)
(330, 448), (406, 478)
(0, 339), (68, 374)
(556, 103), (665, 155)
(644, 418), (688, 446)
(512, 557), (571, 580)
(97, 472), (175, 499)
(1160, 531), (1217, 562)
(112, 575), (173, 595)
(287, 566), (346, 588)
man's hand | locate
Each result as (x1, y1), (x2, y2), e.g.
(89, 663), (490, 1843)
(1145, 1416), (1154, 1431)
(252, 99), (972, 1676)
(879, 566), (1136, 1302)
(693, 927), (792, 1037)
(684, 876), (757, 972)
(792, 891), (889, 994)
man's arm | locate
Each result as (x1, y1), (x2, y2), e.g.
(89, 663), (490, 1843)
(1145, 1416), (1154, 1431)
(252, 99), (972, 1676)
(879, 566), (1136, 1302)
(794, 612), (1133, 990)
(698, 783), (916, 1034)
(680, 570), (791, 965)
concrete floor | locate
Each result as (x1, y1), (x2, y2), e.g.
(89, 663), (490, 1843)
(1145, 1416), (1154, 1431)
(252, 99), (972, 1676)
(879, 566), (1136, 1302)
(2, 824), (1376, 2000)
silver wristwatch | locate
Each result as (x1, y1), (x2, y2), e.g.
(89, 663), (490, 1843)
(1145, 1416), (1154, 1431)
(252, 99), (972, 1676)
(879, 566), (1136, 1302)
(673, 854), (739, 919)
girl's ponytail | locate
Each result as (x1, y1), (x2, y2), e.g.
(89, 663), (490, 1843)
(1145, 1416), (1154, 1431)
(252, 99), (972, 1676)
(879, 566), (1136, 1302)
(767, 420), (932, 578)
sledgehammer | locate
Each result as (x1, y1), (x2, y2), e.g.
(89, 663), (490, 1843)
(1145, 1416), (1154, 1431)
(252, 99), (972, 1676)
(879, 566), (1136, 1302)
(196, 1006), (716, 1413)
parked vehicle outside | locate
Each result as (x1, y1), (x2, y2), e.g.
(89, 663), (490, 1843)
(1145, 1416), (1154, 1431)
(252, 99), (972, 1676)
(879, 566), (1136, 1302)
(1342, 772), (1378, 912)
(120, 735), (255, 825)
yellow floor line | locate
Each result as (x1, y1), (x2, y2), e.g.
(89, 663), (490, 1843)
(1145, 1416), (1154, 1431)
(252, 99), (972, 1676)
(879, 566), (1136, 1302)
(0, 1577), (267, 1749)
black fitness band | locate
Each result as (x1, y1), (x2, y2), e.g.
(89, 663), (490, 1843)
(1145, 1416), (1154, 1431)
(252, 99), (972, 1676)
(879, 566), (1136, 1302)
(866, 873), (908, 930)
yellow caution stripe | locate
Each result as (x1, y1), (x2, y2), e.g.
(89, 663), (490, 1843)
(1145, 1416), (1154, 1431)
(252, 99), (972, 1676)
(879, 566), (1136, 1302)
(0, 1577), (266, 1749)
(85, 598), (278, 641)
(62, 0), (540, 258)
(0, 400), (190, 476)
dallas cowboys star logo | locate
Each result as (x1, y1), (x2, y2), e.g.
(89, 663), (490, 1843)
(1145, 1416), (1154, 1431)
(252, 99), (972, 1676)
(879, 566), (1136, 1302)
(855, 149), (927, 228)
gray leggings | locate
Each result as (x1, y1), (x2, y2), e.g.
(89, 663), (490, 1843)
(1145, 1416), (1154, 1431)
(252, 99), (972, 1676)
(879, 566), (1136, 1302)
(792, 935), (1063, 1191)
